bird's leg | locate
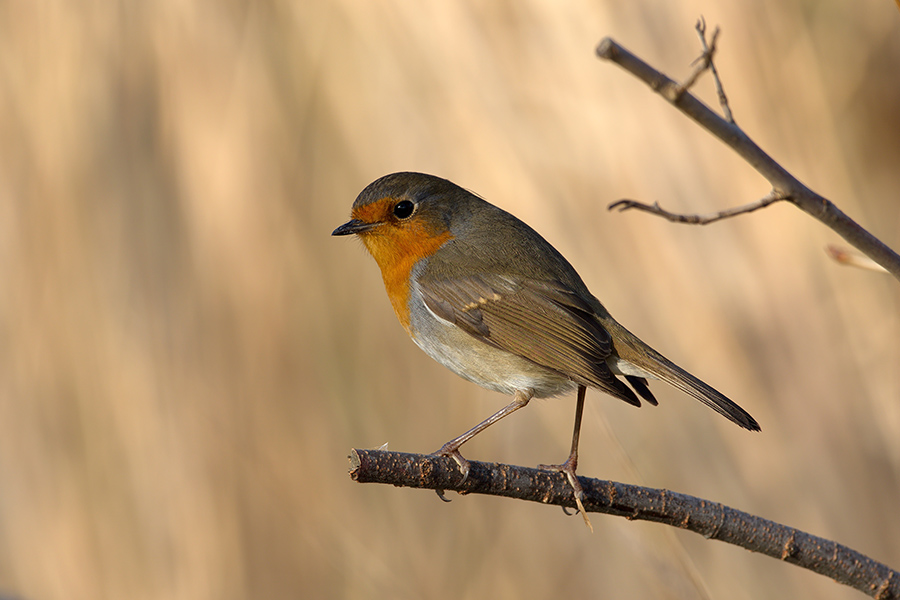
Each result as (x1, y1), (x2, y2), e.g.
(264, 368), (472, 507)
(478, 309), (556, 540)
(538, 385), (592, 531)
(434, 389), (533, 483)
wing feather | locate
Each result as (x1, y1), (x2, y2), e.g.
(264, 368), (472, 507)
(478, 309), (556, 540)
(420, 274), (641, 406)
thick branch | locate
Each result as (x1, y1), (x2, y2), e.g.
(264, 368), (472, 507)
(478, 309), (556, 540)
(351, 449), (900, 599)
(595, 37), (900, 281)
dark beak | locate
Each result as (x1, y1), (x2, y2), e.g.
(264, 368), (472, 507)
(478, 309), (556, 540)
(332, 219), (375, 236)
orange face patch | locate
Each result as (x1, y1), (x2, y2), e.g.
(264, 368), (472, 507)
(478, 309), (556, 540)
(351, 197), (453, 333)
(351, 197), (394, 225)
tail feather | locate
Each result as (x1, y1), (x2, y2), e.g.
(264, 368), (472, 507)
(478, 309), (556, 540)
(604, 318), (760, 432)
(649, 355), (760, 431)
(625, 375), (658, 406)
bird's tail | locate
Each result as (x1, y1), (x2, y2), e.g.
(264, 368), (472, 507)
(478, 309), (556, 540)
(603, 318), (761, 432)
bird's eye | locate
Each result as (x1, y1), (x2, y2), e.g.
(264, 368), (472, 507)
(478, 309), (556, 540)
(393, 200), (415, 219)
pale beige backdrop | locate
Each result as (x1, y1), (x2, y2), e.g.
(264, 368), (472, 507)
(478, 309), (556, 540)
(1, 1), (898, 599)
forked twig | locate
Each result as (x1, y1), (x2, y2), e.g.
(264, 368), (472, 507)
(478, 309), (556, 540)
(595, 30), (900, 280)
(674, 17), (733, 125)
(695, 17), (734, 122)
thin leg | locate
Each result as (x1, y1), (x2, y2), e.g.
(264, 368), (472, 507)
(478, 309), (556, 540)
(539, 385), (593, 531)
(434, 389), (533, 482)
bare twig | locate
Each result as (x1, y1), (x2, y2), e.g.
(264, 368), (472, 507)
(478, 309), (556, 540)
(351, 449), (900, 599)
(595, 36), (900, 280)
(694, 17), (734, 122)
(673, 22), (718, 97)
(610, 190), (786, 225)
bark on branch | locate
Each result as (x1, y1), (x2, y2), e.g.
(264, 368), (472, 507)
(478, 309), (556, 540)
(594, 34), (900, 281)
(350, 448), (900, 599)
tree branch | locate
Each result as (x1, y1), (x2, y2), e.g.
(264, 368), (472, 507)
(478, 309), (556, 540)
(351, 448), (900, 599)
(610, 190), (786, 225)
(594, 34), (900, 281)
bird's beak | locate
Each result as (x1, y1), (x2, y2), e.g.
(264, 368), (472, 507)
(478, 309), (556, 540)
(332, 219), (376, 236)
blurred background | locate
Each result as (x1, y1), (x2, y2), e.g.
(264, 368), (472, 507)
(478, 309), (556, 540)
(1, 1), (898, 598)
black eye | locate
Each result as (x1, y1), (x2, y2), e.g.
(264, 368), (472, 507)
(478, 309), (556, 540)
(393, 200), (415, 219)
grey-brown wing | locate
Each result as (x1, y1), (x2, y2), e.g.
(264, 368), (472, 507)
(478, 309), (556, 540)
(419, 274), (641, 406)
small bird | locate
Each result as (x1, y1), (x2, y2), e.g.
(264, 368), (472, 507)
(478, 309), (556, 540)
(333, 172), (759, 518)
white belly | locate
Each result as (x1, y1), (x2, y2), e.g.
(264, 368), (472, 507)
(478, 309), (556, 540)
(407, 285), (575, 399)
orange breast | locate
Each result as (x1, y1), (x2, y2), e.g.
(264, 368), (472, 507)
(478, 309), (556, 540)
(360, 221), (453, 334)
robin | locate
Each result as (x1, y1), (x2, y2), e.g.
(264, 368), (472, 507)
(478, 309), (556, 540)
(333, 172), (759, 521)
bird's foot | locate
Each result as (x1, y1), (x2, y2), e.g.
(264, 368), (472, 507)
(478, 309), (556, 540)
(431, 443), (471, 502)
(538, 457), (593, 532)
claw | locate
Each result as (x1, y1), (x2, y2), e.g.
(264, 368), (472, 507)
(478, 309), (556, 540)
(434, 488), (452, 503)
(429, 444), (470, 502)
(539, 459), (593, 533)
(434, 443), (471, 484)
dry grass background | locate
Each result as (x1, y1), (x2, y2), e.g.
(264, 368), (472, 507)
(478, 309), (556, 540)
(0, 1), (898, 599)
